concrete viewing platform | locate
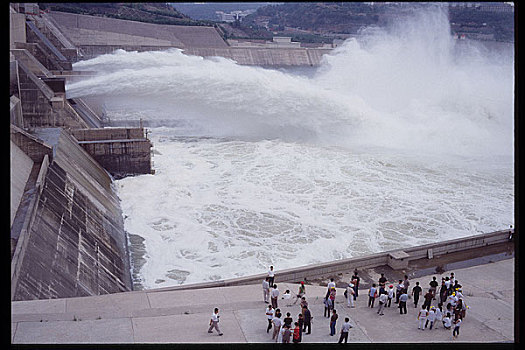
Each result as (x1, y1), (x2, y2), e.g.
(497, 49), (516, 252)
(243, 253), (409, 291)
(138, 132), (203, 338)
(11, 253), (515, 343)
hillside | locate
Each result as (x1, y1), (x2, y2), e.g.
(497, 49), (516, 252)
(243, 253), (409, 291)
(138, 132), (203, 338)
(241, 2), (514, 43)
(37, 2), (214, 26)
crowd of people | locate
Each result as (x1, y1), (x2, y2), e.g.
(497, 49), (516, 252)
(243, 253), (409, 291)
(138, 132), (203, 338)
(361, 270), (469, 340)
(208, 265), (470, 342)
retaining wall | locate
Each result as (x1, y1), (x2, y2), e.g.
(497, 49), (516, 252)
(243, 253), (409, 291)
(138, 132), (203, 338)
(148, 230), (512, 293)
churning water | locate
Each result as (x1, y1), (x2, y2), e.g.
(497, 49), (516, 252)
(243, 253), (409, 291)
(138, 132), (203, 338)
(67, 8), (514, 289)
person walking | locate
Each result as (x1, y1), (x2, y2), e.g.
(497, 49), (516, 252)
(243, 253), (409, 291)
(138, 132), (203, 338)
(425, 306), (436, 330)
(434, 304), (443, 329)
(271, 284), (280, 309)
(377, 290), (388, 316)
(329, 309), (338, 336)
(268, 266), (275, 287)
(293, 281), (306, 304)
(368, 284), (378, 308)
(262, 277), (270, 303)
(412, 281), (422, 308)
(417, 306), (428, 330)
(338, 317), (353, 343)
(422, 289), (434, 311)
(303, 306), (312, 334)
(452, 317), (462, 339)
(398, 290), (408, 314)
(265, 304), (275, 333)
(208, 308), (223, 336)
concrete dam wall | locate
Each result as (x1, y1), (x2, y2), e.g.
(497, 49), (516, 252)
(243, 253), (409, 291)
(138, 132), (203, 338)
(11, 126), (133, 301)
(47, 11), (333, 66)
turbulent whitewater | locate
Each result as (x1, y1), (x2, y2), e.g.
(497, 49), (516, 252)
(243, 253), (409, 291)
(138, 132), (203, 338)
(67, 9), (514, 289)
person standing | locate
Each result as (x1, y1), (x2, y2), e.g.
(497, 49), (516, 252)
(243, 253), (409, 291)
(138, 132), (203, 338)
(398, 290), (408, 315)
(265, 304), (275, 333)
(329, 287), (337, 311)
(387, 284), (394, 307)
(346, 283), (355, 308)
(412, 281), (422, 308)
(268, 266), (275, 287)
(338, 317), (353, 343)
(271, 284), (280, 309)
(262, 277), (270, 303)
(429, 276), (439, 300)
(324, 295), (332, 318)
(395, 280), (404, 304)
(417, 306), (428, 330)
(368, 284), (378, 308)
(439, 279), (448, 305)
(303, 306), (312, 334)
(293, 322), (301, 343)
(300, 297), (308, 317)
(297, 314), (304, 341)
(403, 275), (410, 292)
(330, 309), (338, 336)
(272, 312), (282, 342)
(377, 290), (388, 316)
(281, 325), (292, 343)
(351, 270), (360, 299)
(283, 312), (293, 328)
(208, 308), (223, 336)
(326, 278), (336, 299)
(378, 273), (387, 288)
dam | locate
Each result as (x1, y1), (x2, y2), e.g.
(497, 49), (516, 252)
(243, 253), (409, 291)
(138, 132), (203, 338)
(10, 3), (515, 343)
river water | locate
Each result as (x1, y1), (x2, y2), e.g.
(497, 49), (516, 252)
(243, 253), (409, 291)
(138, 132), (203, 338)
(66, 8), (514, 289)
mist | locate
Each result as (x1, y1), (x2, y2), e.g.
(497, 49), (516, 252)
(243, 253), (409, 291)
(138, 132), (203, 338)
(67, 6), (514, 158)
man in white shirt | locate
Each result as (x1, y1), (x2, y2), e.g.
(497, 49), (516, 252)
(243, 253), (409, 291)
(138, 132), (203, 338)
(377, 291), (388, 315)
(271, 284), (280, 308)
(338, 317), (353, 343)
(443, 312), (452, 329)
(268, 266), (275, 286)
(417, 306), (428, 330)
(272, 313), (282, 342)
(208, 308), (223, 336)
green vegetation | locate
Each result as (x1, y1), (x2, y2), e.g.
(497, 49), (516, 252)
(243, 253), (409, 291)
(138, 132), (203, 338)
(37, 3), (215, 26)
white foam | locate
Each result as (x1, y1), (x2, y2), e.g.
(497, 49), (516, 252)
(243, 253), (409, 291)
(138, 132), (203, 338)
(68, 6), (514, 289)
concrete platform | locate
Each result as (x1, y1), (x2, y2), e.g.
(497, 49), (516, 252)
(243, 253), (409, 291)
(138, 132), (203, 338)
(11, 257), (515, 343)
